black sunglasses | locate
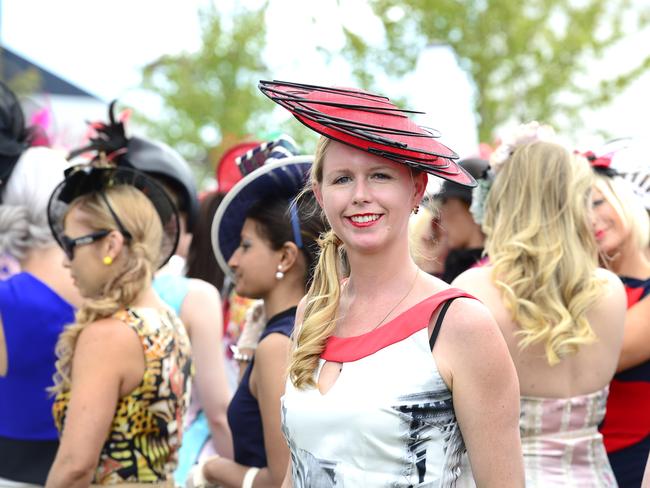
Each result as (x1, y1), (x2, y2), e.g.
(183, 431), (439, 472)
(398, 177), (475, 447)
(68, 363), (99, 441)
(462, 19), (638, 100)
(60, 190), (134, 260)
(61, 230), (111, 260)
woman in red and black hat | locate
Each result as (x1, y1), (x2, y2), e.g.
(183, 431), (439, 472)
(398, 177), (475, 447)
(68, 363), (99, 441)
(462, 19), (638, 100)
(258, 81), (523, 487)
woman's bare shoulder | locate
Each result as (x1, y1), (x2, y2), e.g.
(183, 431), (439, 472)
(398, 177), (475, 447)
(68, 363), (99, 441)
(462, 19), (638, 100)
(594, 267), (624, 288)
(589, 267), (626, 323)
(76, 317), (141, 357)
(451, 265), (493, 289)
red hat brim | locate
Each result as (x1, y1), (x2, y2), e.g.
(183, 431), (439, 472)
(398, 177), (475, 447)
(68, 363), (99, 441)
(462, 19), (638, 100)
(259, 80), (476, 187)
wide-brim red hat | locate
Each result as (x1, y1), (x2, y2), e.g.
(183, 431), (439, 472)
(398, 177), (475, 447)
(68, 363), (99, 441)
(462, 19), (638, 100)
(258, 80), (476, 187)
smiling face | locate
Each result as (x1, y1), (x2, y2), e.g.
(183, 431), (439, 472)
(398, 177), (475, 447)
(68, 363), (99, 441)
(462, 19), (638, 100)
(591, 186), (630, 255)
(313, 140), (426, 255)
(227, 218), (282, 299)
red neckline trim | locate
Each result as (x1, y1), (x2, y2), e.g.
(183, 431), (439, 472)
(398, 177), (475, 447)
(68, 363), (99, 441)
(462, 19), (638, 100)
(321, 288), (476, 362)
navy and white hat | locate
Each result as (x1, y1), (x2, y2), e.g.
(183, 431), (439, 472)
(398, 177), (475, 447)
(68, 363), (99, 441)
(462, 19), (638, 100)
(211, 139), (312, 278)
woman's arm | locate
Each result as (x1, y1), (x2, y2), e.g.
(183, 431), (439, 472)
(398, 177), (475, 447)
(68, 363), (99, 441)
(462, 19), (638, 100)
(618, 295), (650, 372)
(435, 298), (525, 487)
(182, 279), (234, 458)
(46, 318), (144, 488)
(201, 333), (292, 488)
(280, 461), (292, 488)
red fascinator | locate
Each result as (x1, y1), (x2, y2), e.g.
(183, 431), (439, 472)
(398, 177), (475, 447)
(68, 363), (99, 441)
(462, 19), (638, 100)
(258, 80), (476, 187)
(215, 141), (261, 193)
(579, 138), (632, 178)
(582, 150), (615, 173)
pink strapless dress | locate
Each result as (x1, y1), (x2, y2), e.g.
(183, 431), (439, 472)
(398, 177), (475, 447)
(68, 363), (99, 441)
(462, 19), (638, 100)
(520, 387), (617, 486)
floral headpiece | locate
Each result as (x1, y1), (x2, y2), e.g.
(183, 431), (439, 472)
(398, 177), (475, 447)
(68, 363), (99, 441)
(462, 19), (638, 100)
(470, 121), (557, 225)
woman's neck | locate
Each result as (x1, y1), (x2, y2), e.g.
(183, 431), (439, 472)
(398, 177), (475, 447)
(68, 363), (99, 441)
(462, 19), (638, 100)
(263, 281), (303, 320)
(21, 246), (84, 308)
(132, 284), (167, 310)
(344, 242), (418, 298)
(609, 237), (650, 279)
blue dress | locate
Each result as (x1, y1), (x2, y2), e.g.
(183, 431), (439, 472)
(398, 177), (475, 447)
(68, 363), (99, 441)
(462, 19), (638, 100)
(0, 272), (75, 484)
(227, 307), (296, 466)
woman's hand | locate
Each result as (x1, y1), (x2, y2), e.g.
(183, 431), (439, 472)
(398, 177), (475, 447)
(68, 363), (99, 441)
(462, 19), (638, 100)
(185, 456), (221, 488)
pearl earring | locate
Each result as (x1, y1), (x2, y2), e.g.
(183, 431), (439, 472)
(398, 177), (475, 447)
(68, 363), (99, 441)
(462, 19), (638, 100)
(275, 266), (284, 280)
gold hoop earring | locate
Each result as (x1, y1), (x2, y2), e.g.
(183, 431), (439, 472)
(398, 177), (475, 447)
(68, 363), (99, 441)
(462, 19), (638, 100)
(103, 256), (113, 266)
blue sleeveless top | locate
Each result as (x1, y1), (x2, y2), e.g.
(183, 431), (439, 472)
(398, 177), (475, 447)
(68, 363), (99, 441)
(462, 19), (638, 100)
(0, 272), (75, 440)
(227, 307), (296, 467)
(0, 273), (75, 484)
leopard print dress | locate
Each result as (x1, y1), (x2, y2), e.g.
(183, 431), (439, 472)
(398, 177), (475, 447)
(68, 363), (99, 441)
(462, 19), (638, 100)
(53, 308), (192, 484)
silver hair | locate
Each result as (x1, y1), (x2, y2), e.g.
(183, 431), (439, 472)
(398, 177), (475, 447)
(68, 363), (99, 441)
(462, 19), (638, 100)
(0, 147), (71, 260)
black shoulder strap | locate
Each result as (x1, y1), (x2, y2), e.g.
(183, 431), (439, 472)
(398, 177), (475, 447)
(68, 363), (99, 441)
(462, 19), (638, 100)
(429, 297), (459, 351)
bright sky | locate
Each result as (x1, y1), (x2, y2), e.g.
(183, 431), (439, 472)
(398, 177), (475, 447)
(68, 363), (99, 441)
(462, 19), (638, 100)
(1, 0), (649, 157)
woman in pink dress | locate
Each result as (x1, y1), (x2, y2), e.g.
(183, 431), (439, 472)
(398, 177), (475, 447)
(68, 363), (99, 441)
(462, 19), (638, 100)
(454, 124), (626, 486)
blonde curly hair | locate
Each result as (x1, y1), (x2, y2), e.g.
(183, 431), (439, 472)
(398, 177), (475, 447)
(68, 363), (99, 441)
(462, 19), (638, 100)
(50, 185), (162, 393)
(483, 140), (604, 365)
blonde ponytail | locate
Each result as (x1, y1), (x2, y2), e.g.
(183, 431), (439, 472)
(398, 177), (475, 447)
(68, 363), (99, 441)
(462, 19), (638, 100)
(289, 230), (344, 388)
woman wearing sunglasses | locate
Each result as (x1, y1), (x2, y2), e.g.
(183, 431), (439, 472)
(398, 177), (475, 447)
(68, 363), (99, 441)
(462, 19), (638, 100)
(0, 81), (83, 488)
(45, 163), (192, 487)
(67, 104), (235, 485)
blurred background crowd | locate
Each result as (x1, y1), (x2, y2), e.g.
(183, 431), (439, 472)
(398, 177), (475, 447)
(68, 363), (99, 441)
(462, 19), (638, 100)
(1, 1), (650, 487)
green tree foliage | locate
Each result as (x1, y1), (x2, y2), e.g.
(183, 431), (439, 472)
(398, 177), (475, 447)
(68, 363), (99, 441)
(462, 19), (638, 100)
(138, 3), (271, 167)
(338, 0), (650, 141)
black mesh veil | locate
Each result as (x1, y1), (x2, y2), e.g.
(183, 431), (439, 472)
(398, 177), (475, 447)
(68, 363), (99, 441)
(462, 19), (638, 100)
(47, 164), (180, 268)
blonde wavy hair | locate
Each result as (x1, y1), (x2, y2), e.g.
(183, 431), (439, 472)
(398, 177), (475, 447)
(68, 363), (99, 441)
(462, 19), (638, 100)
(50, 185), (163, 393)
(483, 141), (604, 365)
(289, 137), (350, 389)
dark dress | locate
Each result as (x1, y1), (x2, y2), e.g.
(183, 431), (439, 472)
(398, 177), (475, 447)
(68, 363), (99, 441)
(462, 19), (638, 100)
(441, 248), (485, 283)
(227, 307), (296, 467)
(600, 276), (650, 487)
